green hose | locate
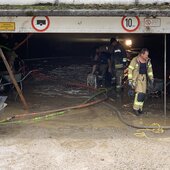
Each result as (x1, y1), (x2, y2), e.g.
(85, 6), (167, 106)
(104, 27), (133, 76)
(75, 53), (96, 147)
(0, 111), (65, 125)
(0, 87), (108, 125)
(83, 87), (111, 104)
(0, 45), (12, 51)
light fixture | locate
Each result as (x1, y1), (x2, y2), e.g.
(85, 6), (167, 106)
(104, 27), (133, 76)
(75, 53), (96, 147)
(125, 39), (132, 47)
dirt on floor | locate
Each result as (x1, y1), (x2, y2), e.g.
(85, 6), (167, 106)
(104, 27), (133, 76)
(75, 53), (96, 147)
(0, 62), (170, 170)
(0, 103), (170, 170)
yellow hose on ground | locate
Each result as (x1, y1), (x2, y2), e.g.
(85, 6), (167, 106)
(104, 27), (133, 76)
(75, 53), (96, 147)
(134, 123), (170, 142)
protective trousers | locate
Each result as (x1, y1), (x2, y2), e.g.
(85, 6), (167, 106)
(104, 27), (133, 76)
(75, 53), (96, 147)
(98, 64), (108, 87)
(133, 74), (146, 111)
(115, 69), (123, 90)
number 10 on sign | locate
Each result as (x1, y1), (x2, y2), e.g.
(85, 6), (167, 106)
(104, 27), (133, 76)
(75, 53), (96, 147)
(121, 16), (140, 32)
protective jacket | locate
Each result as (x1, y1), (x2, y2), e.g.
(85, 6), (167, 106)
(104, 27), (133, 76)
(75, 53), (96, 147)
(128, 56), (154, 111)
(110, 43), (127, 69)
(128, 56), (153, 86)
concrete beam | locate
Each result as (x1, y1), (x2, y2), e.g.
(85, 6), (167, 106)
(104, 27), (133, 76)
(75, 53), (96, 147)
(0, 9), (170, 17)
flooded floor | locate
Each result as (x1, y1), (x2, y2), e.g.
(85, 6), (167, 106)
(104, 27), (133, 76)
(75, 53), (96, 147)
(0, 60), (170, 169)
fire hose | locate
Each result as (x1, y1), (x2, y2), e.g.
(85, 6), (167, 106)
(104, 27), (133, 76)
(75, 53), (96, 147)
(0, 73), (170, 131)
(0, 88), (108, 125)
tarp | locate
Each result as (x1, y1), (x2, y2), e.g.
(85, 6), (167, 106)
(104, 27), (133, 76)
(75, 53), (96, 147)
(0, 96), (7, 113)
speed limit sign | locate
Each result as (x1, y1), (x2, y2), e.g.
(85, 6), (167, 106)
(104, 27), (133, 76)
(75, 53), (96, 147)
(121, 16), (140, 32)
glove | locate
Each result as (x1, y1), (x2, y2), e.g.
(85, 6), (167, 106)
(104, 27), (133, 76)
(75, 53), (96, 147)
(128, 89), (135, 97)
(128, 80), (136, 89)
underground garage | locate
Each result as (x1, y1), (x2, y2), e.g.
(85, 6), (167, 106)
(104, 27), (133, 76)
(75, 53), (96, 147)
(0, 15), (169, 117)
(0, 4), (170, 169)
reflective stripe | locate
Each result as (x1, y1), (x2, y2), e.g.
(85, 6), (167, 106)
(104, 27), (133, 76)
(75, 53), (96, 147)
(115, 64), (123, 69)
(133, 93), (144, 110)
(134, 101), (143, 106)
(128, 65), (134, 70)
(148, 72), (153, 76)
(135, 64), (139, 67)
(123, 58), (127, 62)
(148, 64), (152, 68)
(128, 74), (132, 79)
(116, 85), (121, 88)
(133, 103), (143, 110)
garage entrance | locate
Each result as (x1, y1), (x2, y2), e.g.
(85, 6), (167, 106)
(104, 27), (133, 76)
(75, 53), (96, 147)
(1, 4), (170, 168)
(0, 15), (169, 124)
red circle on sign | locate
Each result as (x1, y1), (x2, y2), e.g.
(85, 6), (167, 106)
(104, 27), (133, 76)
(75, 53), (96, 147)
(31, 16), (50, 32)
(121, 16), (140, 32)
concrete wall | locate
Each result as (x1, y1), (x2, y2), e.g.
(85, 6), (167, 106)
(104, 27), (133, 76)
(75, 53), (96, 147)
(0, 0), (168, 5)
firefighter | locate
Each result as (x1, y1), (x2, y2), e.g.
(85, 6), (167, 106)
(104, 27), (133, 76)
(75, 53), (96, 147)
(91, 45), (112, 87)
(109, 37), (127, 91)
(128, 48), (154, 115)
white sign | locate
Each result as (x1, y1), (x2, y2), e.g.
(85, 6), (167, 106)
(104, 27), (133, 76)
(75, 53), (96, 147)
(144, 18), (161, 27)
(0, 16), (170, 33)
(121, 16), (140, 32)
(31, 16), (50, 32)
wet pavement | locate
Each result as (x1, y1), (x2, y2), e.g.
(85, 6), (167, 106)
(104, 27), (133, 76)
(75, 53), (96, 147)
(0, 59), (170, 169)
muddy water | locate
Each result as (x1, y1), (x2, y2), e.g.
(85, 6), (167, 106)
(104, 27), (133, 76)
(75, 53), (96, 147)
(0, 103), (170, 170)
(0, 60), (170, 170)
(0, 59), (169, 125)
